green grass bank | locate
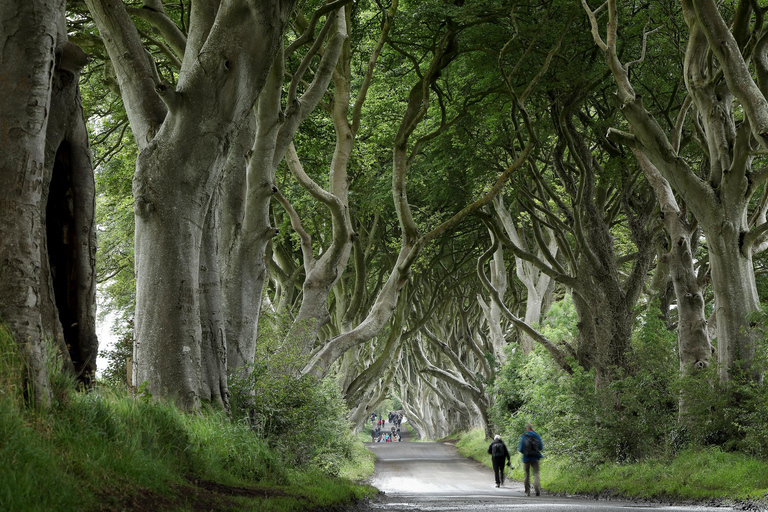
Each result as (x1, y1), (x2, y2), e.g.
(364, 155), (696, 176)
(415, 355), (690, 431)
(453, 428), (768, 503)
(0, 386), (377, 512)
(0, 328), (375, 512)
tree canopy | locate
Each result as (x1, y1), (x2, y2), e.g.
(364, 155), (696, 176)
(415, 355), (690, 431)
(2, 0), (768, 458)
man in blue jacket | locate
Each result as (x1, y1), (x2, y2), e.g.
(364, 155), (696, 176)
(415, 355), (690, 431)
(518, 423), (543, 496)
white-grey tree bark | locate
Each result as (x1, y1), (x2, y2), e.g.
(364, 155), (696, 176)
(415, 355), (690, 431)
(493, 195), (558, 355)
(221, 5), (348, 376)
(86, 0), (298, 407)
(582, 0), (766, 381)
(1, 1), (97, 405)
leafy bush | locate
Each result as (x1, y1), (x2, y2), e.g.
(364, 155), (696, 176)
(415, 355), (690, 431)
(230, 361), (357, 476)
(490, 299), (681, 463)
(98, 320), (134, 385)
(229, 315), (359, 476)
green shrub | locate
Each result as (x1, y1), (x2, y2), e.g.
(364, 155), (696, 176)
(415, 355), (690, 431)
(229, 314), (360, 476)
(490, 299), (681, 463)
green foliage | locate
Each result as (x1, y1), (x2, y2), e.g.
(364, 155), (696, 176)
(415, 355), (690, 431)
(491, 298), (684, 463)
(337, 438), (377, 482)
(0, 322), (26, 406)
(229, 315), (362, 477)
(676, 345), (768, 457)
(589, 307), (679, 461)
(98, 321), (134, 385)
(488, 291), (768, 475)
(0, 361), (372, 511)
(93, 140), (136, 326)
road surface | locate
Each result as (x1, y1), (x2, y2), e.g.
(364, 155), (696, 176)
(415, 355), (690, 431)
(359, 423), (737, 512)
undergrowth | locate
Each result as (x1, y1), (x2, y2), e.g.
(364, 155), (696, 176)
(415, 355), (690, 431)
(0, 324), (375, 511)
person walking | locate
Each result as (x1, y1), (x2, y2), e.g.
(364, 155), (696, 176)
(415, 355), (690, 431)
(518, 423), (543, 496)
(487, 434), (511, 487)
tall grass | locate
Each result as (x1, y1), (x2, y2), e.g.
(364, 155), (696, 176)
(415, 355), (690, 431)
(0, 325), (374, 511)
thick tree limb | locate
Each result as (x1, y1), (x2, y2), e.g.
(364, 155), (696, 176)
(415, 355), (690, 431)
(85, 0), (167, 147)
(690, 0), (768, 146)
(126, 1), (187, 59)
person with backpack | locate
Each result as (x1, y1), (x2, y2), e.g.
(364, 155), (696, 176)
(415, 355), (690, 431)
(487, 435), (512, 487)
(518, 423), (543, 496)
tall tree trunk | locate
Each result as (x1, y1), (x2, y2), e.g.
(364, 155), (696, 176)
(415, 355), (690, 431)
(0, 1), (99, 406)
(222, 8), (346, 373)
(222, 59), (283, 374)
(87, 0), (297, 406)
(199, 188), (228, 408)
(219, 114), (257, 374)
(708, 224), (759, 380)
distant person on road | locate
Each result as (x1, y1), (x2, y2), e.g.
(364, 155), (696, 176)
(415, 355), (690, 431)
(487, 434), (511, 487)
(518, 423), (543, 496)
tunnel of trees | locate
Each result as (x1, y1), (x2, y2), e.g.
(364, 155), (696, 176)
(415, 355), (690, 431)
(2, 0), (768, 459)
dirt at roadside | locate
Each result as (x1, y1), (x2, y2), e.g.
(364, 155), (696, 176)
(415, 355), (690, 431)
(93, 476), (291, 512)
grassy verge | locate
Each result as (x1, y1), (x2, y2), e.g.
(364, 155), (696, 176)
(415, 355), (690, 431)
(340, 434), (376, 482)
(0, 386), (377, 512)
(0, 326), (375, 512)
(454, 428), (768, 502)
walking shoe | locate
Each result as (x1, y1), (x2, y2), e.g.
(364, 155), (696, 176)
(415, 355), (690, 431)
(495, 484), (500, 488)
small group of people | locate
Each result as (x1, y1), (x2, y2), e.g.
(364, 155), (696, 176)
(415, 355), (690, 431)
(373, 432), (400, 442)
(370, 410), (404, 442)
(371, 413), (385, 429)
(487, 423), (543, 496)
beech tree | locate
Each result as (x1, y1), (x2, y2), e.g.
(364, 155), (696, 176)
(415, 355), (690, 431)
(0, 1), (98, 407)
(84, 0), (298, 407)
(581, 0), (768, 382)
(300, 0), (555, 379)
(220, 1), (350, 377)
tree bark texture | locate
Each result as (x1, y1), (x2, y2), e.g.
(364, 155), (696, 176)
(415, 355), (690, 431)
(1, 1), (97, 403)
(199, 188), (228, 408)
(42, 40), (98, 387)
(220, 7), (345, 376)
(582, 0), (765, 382)
(87, 0), (297, 406)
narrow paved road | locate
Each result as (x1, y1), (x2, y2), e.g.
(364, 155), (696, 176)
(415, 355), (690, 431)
(359, 422), (736, 512)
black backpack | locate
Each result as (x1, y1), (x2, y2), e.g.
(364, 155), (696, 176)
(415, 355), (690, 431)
(491, 441), (505, 457)
(522, 434), (540, 457)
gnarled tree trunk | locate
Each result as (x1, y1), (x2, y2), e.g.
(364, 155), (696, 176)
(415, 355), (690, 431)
(1, 2), (97, 405)
(86, 0), (298, 407)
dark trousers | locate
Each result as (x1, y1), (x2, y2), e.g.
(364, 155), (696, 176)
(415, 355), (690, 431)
(524, 460), (540, 495)
(492, 456), (507, 485)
